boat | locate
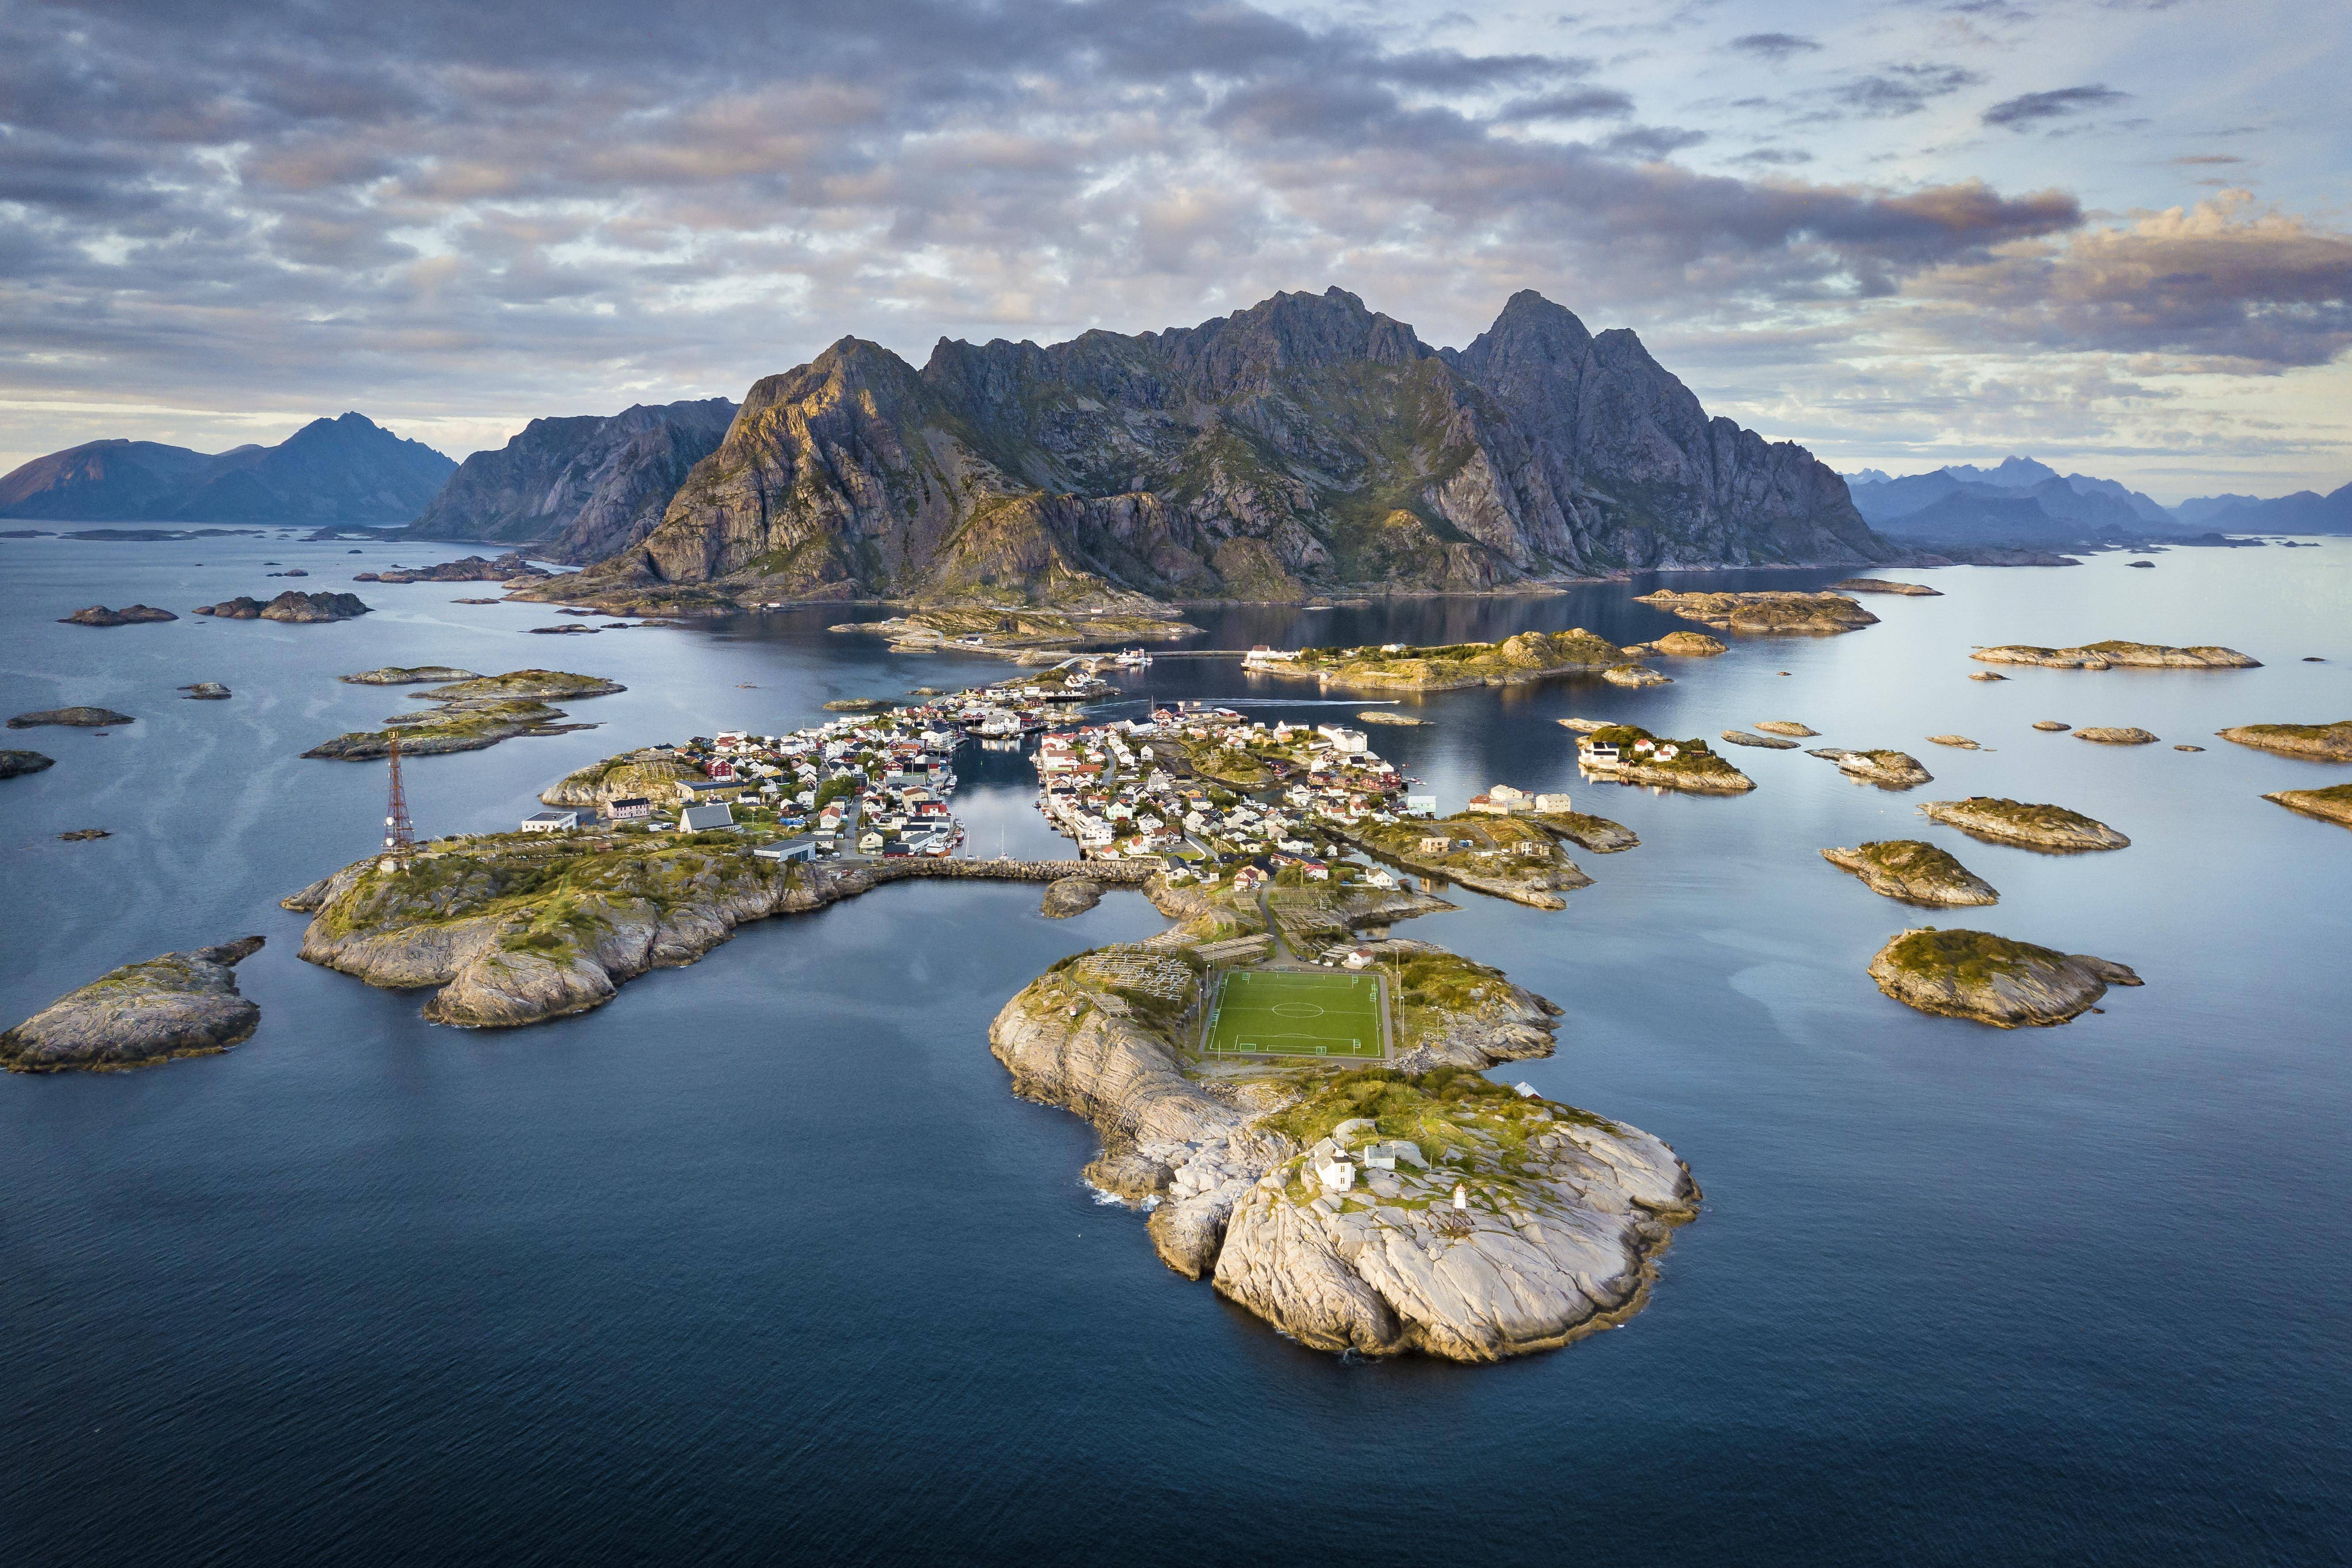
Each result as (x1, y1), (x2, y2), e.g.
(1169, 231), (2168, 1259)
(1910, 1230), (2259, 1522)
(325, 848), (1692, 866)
(1113, 647), (1152, 668)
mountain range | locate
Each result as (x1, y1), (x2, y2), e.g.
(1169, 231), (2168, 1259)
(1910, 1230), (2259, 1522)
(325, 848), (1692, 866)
(560, 287), (1886, 608)
(1848, 455), (2352, 543)
(0, 413), (454, 524)
(403, 398), (737, 562)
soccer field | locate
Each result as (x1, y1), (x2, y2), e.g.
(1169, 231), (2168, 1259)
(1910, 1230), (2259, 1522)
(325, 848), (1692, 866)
(1203, 968), (1386, 1059)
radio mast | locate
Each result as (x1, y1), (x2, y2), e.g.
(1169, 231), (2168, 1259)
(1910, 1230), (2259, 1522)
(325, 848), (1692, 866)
(379, 731), (416, 873)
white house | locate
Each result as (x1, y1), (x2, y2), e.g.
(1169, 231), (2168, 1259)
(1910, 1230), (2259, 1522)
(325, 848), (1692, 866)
(1533, 792), (1572, 814)
(520, 809), (577, 832)
(680, 802), (735, 832)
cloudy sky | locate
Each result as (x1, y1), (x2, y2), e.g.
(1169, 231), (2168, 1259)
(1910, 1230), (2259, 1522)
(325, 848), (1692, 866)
(3, 0), (2346, 501)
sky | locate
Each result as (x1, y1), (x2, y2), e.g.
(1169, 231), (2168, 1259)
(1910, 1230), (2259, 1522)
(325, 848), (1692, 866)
(2, 0), (2346, 503)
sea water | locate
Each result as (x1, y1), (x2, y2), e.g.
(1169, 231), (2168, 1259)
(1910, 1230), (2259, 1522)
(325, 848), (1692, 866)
(2, 532), (2347, 1564)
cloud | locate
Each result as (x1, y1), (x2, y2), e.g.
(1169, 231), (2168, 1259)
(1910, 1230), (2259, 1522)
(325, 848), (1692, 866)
(1983, 85), (2131, 130)
(2170, 154), (2246, 166)
(1907, 192), (2352, 367)
(1494, 88), (1635, 122)
(1728, 32), (1821, 62)
(1823, 64), (1986, 120)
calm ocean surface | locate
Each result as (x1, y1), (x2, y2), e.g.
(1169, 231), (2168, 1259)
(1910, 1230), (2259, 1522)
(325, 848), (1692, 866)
(3, 532), (2348, 1565)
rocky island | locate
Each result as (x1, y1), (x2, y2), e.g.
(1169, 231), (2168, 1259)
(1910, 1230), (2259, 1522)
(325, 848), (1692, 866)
(1720, 730), (1800, 749)
(2075, 727), (2160, 746)
(1867, 928), (2140, 1028)
(1632, 589), (1879, 635)
(1, 749), (57, 778)
(1969, 641), (2259, 670)
(1917, 797), (2129, 851)
(9, 706), (134, 729)
(354, 551), (549, 584)
(1822, 841), (1998, 905)
(1341, 813), (1593, 910)
(304, 669), (625, 760)
(60, 604), (177, 626)
(2217, 721), (2352, 763)
(1576, 725), (1755, 793)
(990, 873), (1698, 1361)
(1251, 630), (1635, 693)
(830, 606), (1199, 657)
(340, 665), (483, 685)
(2, 936), (265, 1071)
(2263, 784), (2352, 828)
(194, 589), (372, 622)
(1828, 749), (1934, 789)
(1356, 709), (1426, 726)
(1831, 578), (1940, 596)
(1638, 631), (1726, 656)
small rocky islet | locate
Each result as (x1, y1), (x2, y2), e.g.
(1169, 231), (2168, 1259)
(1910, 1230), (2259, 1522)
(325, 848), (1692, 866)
(1822, 748), (1934, 789)
(1342, 813), (1592, 911)
(2, 936), (266, 1072)
(1830, 578), (1940, 597)
(2217, 721), (2352, 764)
(2263, 784), (2352, 829)
(1632, 589), (1880, 635)
(1720, 729), (1800, 749)
(1917, 797), (2129, 851)
(1574, 724), (1755, 794)
(1969, 640), (2260, 670)
(1258, 629), (1638, 693)
(0, 749), (57, 778)
(194, 589), (372, 622)
(2076, 727), (2161, 746)
(304, 669), (626, 760)
(1867, 927), (2140, 1028)
(59, 604), (178, 626)
(1822, 841), (1998, 906)
(8, 706), (135, 729)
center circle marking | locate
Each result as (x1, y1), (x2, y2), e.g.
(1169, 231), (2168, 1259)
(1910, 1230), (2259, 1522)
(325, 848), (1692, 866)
(1271, 1001), (1325, 1018)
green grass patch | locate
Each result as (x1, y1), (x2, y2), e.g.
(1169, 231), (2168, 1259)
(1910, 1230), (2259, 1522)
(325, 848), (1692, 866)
(1204, 968), (1386, 1059)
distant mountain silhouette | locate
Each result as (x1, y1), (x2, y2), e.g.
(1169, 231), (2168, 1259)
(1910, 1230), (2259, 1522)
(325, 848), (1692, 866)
(0, 413), (454, 523)
(1845, 456), (2183, 546)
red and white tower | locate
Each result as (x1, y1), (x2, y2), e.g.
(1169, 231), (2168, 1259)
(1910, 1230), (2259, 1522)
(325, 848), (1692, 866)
(378, 731), (416, 873)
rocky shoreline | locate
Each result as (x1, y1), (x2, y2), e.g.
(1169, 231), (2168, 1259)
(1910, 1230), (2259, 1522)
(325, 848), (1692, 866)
(305, 670), (626, 761)
(2264, 784), (2352, 828)
(3, 936), (266, 1071)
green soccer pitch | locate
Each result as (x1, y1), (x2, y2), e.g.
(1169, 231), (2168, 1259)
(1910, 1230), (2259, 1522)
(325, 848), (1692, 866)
(1202, 968), (1387, 1059)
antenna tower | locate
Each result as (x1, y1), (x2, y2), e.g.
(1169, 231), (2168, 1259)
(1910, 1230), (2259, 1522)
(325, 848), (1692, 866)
(379, 731), (417, 872)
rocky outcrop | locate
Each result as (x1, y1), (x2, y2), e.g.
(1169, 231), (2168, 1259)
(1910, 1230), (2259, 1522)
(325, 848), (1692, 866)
(1524, 811), (1639, 853)
(1971, 641), (2260, 670)
(180, 682), (231, 700)
(60, 604), (177, 626)
(0, 414), (452, 524)
(539, 751), (708, 808)
(1040, 877), (1105, 917)
(1, 749), (56, 777)
(2075, 727), (2160, 746)
(1831, 578), (1940, 595)
(1601, 663), (1669, 687)
(357, 552), (550, 585)
(544, 288), (1887, 610)
(340, 666), (481, 685)
(404, 399), (737, 562)
(2217, 722), (2352, 763)
(1822, 841), (1998, 905)
(1918, 797), (2129, 851)
(1644, 631), (1725, 656)
(2263, 784), (2352, 828)
(1633, 589), (1879, 635)
(194, 590), (371, 622)
(307, 670), (626, 761)
(1867, 928), (2139, 1027)
(1356, 710), (1427, 726)
(1925, 735), (1982, 750)
(2033, 720), (2071, 732)
(1721, 730), (1799, 749)
(1267, 630), (1634, 693)
(9, 706), (133, 728)
(1754, 720), (1817, 736)
(2, 936), (264, 1071)
(1833, 749), (1933, 789)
